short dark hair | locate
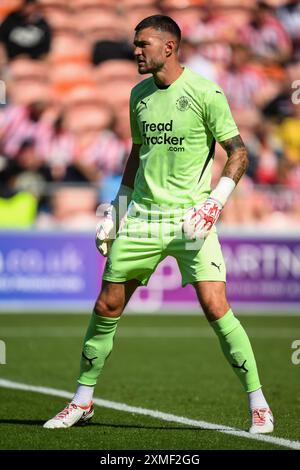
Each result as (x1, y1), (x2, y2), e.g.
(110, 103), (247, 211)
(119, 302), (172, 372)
(135, 15), (181, 45)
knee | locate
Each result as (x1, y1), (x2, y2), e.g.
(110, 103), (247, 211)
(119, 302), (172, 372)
(94, 297), (123, 318)
(200, 294), (230, 322)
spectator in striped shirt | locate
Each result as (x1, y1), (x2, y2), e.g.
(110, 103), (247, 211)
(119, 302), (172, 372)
(239, 1), (292, 64)
(217, 43), (267, 111)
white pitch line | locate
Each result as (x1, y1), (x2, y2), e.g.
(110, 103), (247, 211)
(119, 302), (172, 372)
(0, 378), (299, 450)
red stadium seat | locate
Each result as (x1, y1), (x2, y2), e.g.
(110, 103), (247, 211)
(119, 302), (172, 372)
(8, 80), (52, 106)
(74, 9), (126, 42)
(41, 4), (76, 34)
(0, 0), (22, 21)
(50, 187), (98, 230)
(62, 85), (103, 107)
(73, 0), (116, 9)
(9, 58), (48, 82)
(50, 62), (95, 96)
(48, 32), (90, 64)
(63, 103), (113, 134)
(93, 59), (138, 85)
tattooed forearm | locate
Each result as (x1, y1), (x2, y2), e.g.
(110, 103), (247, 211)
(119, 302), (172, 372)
(220, 135), (248, 185)
(220, 135), (245, 154)
(222, 150), (248, 184)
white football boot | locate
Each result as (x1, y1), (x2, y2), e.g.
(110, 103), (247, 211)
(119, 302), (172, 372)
(43, 402), (94, 429)
(249, 407), (274, 434)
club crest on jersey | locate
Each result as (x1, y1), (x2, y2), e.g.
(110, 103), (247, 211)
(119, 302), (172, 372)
(176, 96), (191, 111)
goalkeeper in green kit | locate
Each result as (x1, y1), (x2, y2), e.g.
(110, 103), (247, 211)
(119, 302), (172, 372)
(44, 15), (273, 434)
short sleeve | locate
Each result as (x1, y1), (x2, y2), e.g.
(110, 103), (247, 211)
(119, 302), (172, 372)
(204, 88), (239, 142)
(129, 91), (142, 145)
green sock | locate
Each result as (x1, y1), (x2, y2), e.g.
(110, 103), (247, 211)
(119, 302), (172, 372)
(78, 311), (120, 386)
(210, 309), (261, 392)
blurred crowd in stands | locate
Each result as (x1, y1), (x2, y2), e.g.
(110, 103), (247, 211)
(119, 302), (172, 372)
(0, 0), (299, 230)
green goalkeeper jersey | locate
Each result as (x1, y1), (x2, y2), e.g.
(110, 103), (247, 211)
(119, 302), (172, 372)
(129, 67), (239, 213)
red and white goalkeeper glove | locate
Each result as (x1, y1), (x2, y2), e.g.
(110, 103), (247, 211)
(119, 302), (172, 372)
(183, 176), (236, 241)
(183, 198), (222, 241)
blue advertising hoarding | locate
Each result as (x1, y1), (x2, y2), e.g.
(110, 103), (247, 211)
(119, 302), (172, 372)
(0, 232), (100, 311)
(0, 231), (299, 313)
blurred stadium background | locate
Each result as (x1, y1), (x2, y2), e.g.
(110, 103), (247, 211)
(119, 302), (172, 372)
(0, 0), (299, 312)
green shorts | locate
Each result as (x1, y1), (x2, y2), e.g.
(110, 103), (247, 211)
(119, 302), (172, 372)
(103, 213), (226, 287)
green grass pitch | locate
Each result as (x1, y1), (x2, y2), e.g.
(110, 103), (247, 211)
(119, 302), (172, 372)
(0, 313), (300, 450)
